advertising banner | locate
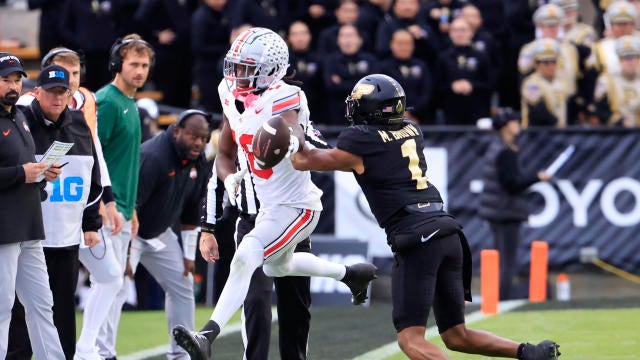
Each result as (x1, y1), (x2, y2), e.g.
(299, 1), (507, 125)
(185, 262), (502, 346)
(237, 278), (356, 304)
(332, 128), (640, 274)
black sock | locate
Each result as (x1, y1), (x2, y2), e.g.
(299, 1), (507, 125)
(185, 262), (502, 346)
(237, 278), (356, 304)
(200, 320), (220, 342)
(517, 343), (526, 359)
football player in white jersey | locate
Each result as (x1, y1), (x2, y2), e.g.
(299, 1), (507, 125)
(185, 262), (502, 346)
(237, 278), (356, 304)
(172, 27), (377, 360)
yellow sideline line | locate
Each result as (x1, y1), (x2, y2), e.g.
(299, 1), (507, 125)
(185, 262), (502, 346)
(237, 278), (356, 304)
(351, 299), (528, 360)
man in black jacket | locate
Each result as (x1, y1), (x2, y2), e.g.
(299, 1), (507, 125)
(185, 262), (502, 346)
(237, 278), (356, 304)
(0, 53), (65, 360)
(8, 64), (103, 360)
(131, 109), (211, 360)
(478, 110), (551, 300)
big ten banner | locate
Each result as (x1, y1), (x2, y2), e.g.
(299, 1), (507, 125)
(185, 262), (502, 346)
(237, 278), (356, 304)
(308, 239), (370, 306)
(331, 127), (640, 274)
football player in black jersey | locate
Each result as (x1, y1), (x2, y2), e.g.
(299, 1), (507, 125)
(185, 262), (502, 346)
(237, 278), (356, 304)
(290, 74), (561, 360)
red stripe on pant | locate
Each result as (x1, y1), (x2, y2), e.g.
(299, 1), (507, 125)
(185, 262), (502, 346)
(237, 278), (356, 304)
(264, 209), (312, 258)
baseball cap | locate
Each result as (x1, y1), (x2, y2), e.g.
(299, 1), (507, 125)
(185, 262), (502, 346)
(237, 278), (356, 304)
(37, 65), (70, 90)
(0, 52), (27, 77)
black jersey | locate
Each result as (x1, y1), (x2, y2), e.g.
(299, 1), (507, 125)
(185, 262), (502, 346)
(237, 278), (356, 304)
(337, 120), (443, 229)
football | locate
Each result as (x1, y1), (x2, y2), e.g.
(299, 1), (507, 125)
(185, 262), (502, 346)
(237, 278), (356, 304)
(252, 115), (292, 169)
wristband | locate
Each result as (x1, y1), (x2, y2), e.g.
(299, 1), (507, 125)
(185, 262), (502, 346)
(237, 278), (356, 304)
(181, 228), (199, 261)
(200, 222), (216, 234)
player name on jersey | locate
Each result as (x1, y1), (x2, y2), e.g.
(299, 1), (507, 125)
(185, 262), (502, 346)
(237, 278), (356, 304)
(378, 123), (420, 143)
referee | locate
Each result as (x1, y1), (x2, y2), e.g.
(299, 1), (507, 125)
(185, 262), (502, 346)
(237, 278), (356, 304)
(200, 121), (329, 360)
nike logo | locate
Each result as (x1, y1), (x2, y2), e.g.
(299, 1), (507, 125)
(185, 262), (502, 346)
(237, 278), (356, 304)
(123, 108), (129, 114)
(421, 229), (440, 243)
(2, 129), (10, 136)
(168, 171), (176, 177)
(417, 202), (430, 208)
(255, 108), (264, 114)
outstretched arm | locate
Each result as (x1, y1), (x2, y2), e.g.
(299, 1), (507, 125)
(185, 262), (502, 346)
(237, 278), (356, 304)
(291, 146), (364, 174)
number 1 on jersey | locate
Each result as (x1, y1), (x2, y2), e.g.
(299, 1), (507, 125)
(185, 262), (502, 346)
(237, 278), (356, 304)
(401, 139), (427, 189)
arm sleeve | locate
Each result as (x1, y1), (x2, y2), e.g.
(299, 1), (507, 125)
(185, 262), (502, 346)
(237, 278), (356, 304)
(495, 149), (539, 195)
(82, 140), (103, 232)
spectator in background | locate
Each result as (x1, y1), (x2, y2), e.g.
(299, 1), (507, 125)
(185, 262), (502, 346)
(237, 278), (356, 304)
(300, 1), (339, 49)
(288, 21), (326, 122)
(422, 0), (466, 47)
(552, 0), (599, 125)
(594, 35), (640, 126)
(0, 52), (65, 360)
(131, 110), (211, 360)
(357, 0), (392, 49)
(460, 4), (501, 94)
(9, 65), (103, 360)
(135, 0), (197, 108)
(518, 4), (581, 123)
(230, 0), (292, 36)
(552, 0), (598, 48)
(318, 0), (370, 54)
(59, 0), (118, 91)
(28, 0), (66, 57)
(323, 24), (377, 125)
(191, 0), (231, 113)
(589, 1), (638, 76)
(378, 29), (433, 123)
(478, 109), (551, 300)
(376, 0), (440, 70)
(521, 38), (568, 127)
(95, 34), (154, 360)
(435, 17), (492, 125)
(501, 0), (540, 109)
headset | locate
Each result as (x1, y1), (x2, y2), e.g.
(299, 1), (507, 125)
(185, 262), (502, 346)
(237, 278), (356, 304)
(176, 109), (213, 128)
(41, 47), (86, 80)
(108, 38), (155, 74)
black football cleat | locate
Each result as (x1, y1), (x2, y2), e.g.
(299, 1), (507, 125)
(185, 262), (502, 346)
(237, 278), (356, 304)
(172, 325), (211, 360)
(521, 340), (561, 360)
(341, 263), (378, 305)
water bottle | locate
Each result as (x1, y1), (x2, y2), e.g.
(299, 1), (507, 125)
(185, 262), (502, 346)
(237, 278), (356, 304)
(555, 273), (571, 301)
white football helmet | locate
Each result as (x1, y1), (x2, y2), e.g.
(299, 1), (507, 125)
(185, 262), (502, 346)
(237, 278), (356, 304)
(223, 27), (289, 97)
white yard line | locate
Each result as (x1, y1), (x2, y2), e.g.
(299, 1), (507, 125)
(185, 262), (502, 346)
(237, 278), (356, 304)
(120, 308), (279, 360)
(351, 300), (528, 360)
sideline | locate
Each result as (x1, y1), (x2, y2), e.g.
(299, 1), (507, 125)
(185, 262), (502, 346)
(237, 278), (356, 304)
(351, 299), (528, 360)
(120, 308), (279, 360)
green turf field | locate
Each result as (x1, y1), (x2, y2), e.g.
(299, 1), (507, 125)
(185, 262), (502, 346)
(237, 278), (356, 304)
(76, 299), (639, 359)
(386, 308), (640, 360)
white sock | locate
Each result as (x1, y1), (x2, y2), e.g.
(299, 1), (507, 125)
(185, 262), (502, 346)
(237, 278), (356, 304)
(76, 277), (122, 352)
(211, 237), (263, 328)
(286, 252), (347, 279)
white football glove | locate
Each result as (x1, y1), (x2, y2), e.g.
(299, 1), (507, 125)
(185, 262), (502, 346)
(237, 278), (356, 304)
(286, 126), (301, 158)
(224, 168), (247, 206)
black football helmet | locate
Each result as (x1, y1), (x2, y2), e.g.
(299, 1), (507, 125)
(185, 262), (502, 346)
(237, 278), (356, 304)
(345, 74), (406, 126)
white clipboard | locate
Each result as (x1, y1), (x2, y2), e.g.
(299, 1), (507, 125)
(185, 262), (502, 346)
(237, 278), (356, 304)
(36, 141), (74, 181)
(545, 145), (575, 176)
